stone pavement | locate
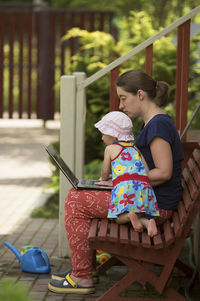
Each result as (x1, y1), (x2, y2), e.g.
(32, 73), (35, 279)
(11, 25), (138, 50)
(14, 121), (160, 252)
(0, 118), (60, 235)
(0, 119), (199, 301)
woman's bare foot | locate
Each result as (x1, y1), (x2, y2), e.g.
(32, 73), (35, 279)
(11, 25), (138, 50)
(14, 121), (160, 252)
(70, 274), (93, 287)
(147, 219), (158, 237)
(129, 211), (143, 232)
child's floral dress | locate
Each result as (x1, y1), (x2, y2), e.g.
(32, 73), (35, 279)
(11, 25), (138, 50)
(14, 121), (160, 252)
(107, 142), (159, 218)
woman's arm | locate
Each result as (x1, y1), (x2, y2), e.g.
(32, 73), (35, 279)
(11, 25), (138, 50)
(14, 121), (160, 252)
(101, 146), (112, 181)
(147, 137), (173, 186)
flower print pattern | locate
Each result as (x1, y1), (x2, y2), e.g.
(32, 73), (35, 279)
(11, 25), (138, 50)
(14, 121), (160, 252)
(112, 186), (118, 199)
(117, 186), (124, 197)
(120, 142), (132, 147)
(109, 204), (116, 214)
(107, 141), (159, 219)
(138, 191), (146, 202)
(119, 193), (135, 207)
(121, 152), (132, 161)
(135, 161), (145, 172)
(133, 153), (140, 160)
(137, 204), (145, 211)
(132, 181), (141, 190)
(128, 166), (134, 172)
(114, 164), (126, 175)
(141, 182), (151, 190)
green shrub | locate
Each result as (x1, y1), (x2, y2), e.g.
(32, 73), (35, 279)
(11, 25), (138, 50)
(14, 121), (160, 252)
(31, 192), (59, 219)
(84, 159), (102, 179)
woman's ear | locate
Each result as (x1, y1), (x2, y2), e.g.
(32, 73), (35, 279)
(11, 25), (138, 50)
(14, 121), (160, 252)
(137, 89), (145, 100)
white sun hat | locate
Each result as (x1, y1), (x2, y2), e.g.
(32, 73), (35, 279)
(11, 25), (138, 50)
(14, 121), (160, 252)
(94, 111), (134, 141)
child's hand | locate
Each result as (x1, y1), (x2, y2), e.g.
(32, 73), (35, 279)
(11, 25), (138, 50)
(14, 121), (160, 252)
(95, 180), (112, 187)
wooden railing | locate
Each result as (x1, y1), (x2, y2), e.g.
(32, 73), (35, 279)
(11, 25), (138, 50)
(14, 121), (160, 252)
(0, 3), (115, 120)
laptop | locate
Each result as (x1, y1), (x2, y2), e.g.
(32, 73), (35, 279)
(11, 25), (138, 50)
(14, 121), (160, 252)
(45, 144), (112, 190)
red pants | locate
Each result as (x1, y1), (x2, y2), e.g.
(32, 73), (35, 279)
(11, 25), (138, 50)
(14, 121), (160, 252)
(64, 188), (173, 279)
(64, 188), (110, 279)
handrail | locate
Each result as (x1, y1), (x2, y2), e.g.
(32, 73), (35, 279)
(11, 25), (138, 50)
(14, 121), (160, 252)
(180, 102), (200, 141)
(77, 5), (200, 91)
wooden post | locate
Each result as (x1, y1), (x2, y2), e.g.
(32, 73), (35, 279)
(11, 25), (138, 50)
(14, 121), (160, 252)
(109, 67), (120, 112)
(175, 20), (191, 138)
(59, 75), (76, 257)
(59, 73), (86, 257)
(73, 72), (86, 178)
(38, 9), (51, 121)
(145, 44), (153, 76)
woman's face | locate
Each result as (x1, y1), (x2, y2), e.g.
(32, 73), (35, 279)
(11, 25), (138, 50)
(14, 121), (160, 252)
(117, 86), (141, 118)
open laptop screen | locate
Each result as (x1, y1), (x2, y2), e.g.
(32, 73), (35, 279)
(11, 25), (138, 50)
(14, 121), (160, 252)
(45, 145), (79, 188)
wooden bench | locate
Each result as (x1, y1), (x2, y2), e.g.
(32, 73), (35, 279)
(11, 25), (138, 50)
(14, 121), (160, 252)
(88, 147), (200, 301)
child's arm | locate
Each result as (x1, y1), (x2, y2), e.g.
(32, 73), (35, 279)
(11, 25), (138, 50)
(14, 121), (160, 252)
(101, 146), (112, 181)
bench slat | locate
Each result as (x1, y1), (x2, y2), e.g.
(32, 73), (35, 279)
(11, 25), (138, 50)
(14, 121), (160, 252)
(172, 211), (182, 238)
(88, 218), (98, 241)
(163, 220), (175, 246)
(177, 201), (187, 224)
(98, 219), (108, 240)
(141, 232), (151, 248)
(193, 148), (200, 167)
(130, 228), (140, 246)
(109, 222), (118, 242)
(119, 224), (129, 244)
(183, 164), (198, 200)
(187, 174), (199, 200)
(153, 229), (163, 249)
(188, 157), (200, 187)
(182, 181), (193, 212)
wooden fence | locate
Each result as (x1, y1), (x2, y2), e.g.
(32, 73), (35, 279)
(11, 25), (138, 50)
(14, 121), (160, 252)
(0, 3), (116, 120)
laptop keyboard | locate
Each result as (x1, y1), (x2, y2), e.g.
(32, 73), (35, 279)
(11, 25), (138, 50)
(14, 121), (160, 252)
(80, 179), (97, 185)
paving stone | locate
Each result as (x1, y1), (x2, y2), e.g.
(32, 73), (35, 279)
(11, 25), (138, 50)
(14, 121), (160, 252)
(45, 296), (65, 301)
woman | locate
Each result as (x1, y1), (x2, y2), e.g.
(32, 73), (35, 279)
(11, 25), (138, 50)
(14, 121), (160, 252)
(48, 69), (183, 294)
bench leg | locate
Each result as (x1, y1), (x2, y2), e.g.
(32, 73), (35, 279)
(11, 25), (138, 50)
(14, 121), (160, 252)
(95, 257), (187, 301)
(97, 256), (122, 274)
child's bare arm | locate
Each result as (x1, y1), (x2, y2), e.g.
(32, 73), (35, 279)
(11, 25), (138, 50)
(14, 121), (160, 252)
(101, 146), (112, 181)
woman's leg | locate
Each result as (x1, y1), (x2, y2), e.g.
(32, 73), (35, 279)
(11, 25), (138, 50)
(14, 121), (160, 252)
(64, 188), (111, 282)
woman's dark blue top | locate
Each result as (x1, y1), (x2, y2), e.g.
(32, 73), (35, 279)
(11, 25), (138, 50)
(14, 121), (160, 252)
(135, 114), (184, 210)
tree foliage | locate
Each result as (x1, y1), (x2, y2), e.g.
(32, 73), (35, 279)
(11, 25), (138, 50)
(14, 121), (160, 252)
(3, 0), (199, 28)
(48, 0), (199, 28)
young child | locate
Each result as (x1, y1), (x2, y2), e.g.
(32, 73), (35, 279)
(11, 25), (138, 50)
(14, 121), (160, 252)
(95, 111), (159, 237)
